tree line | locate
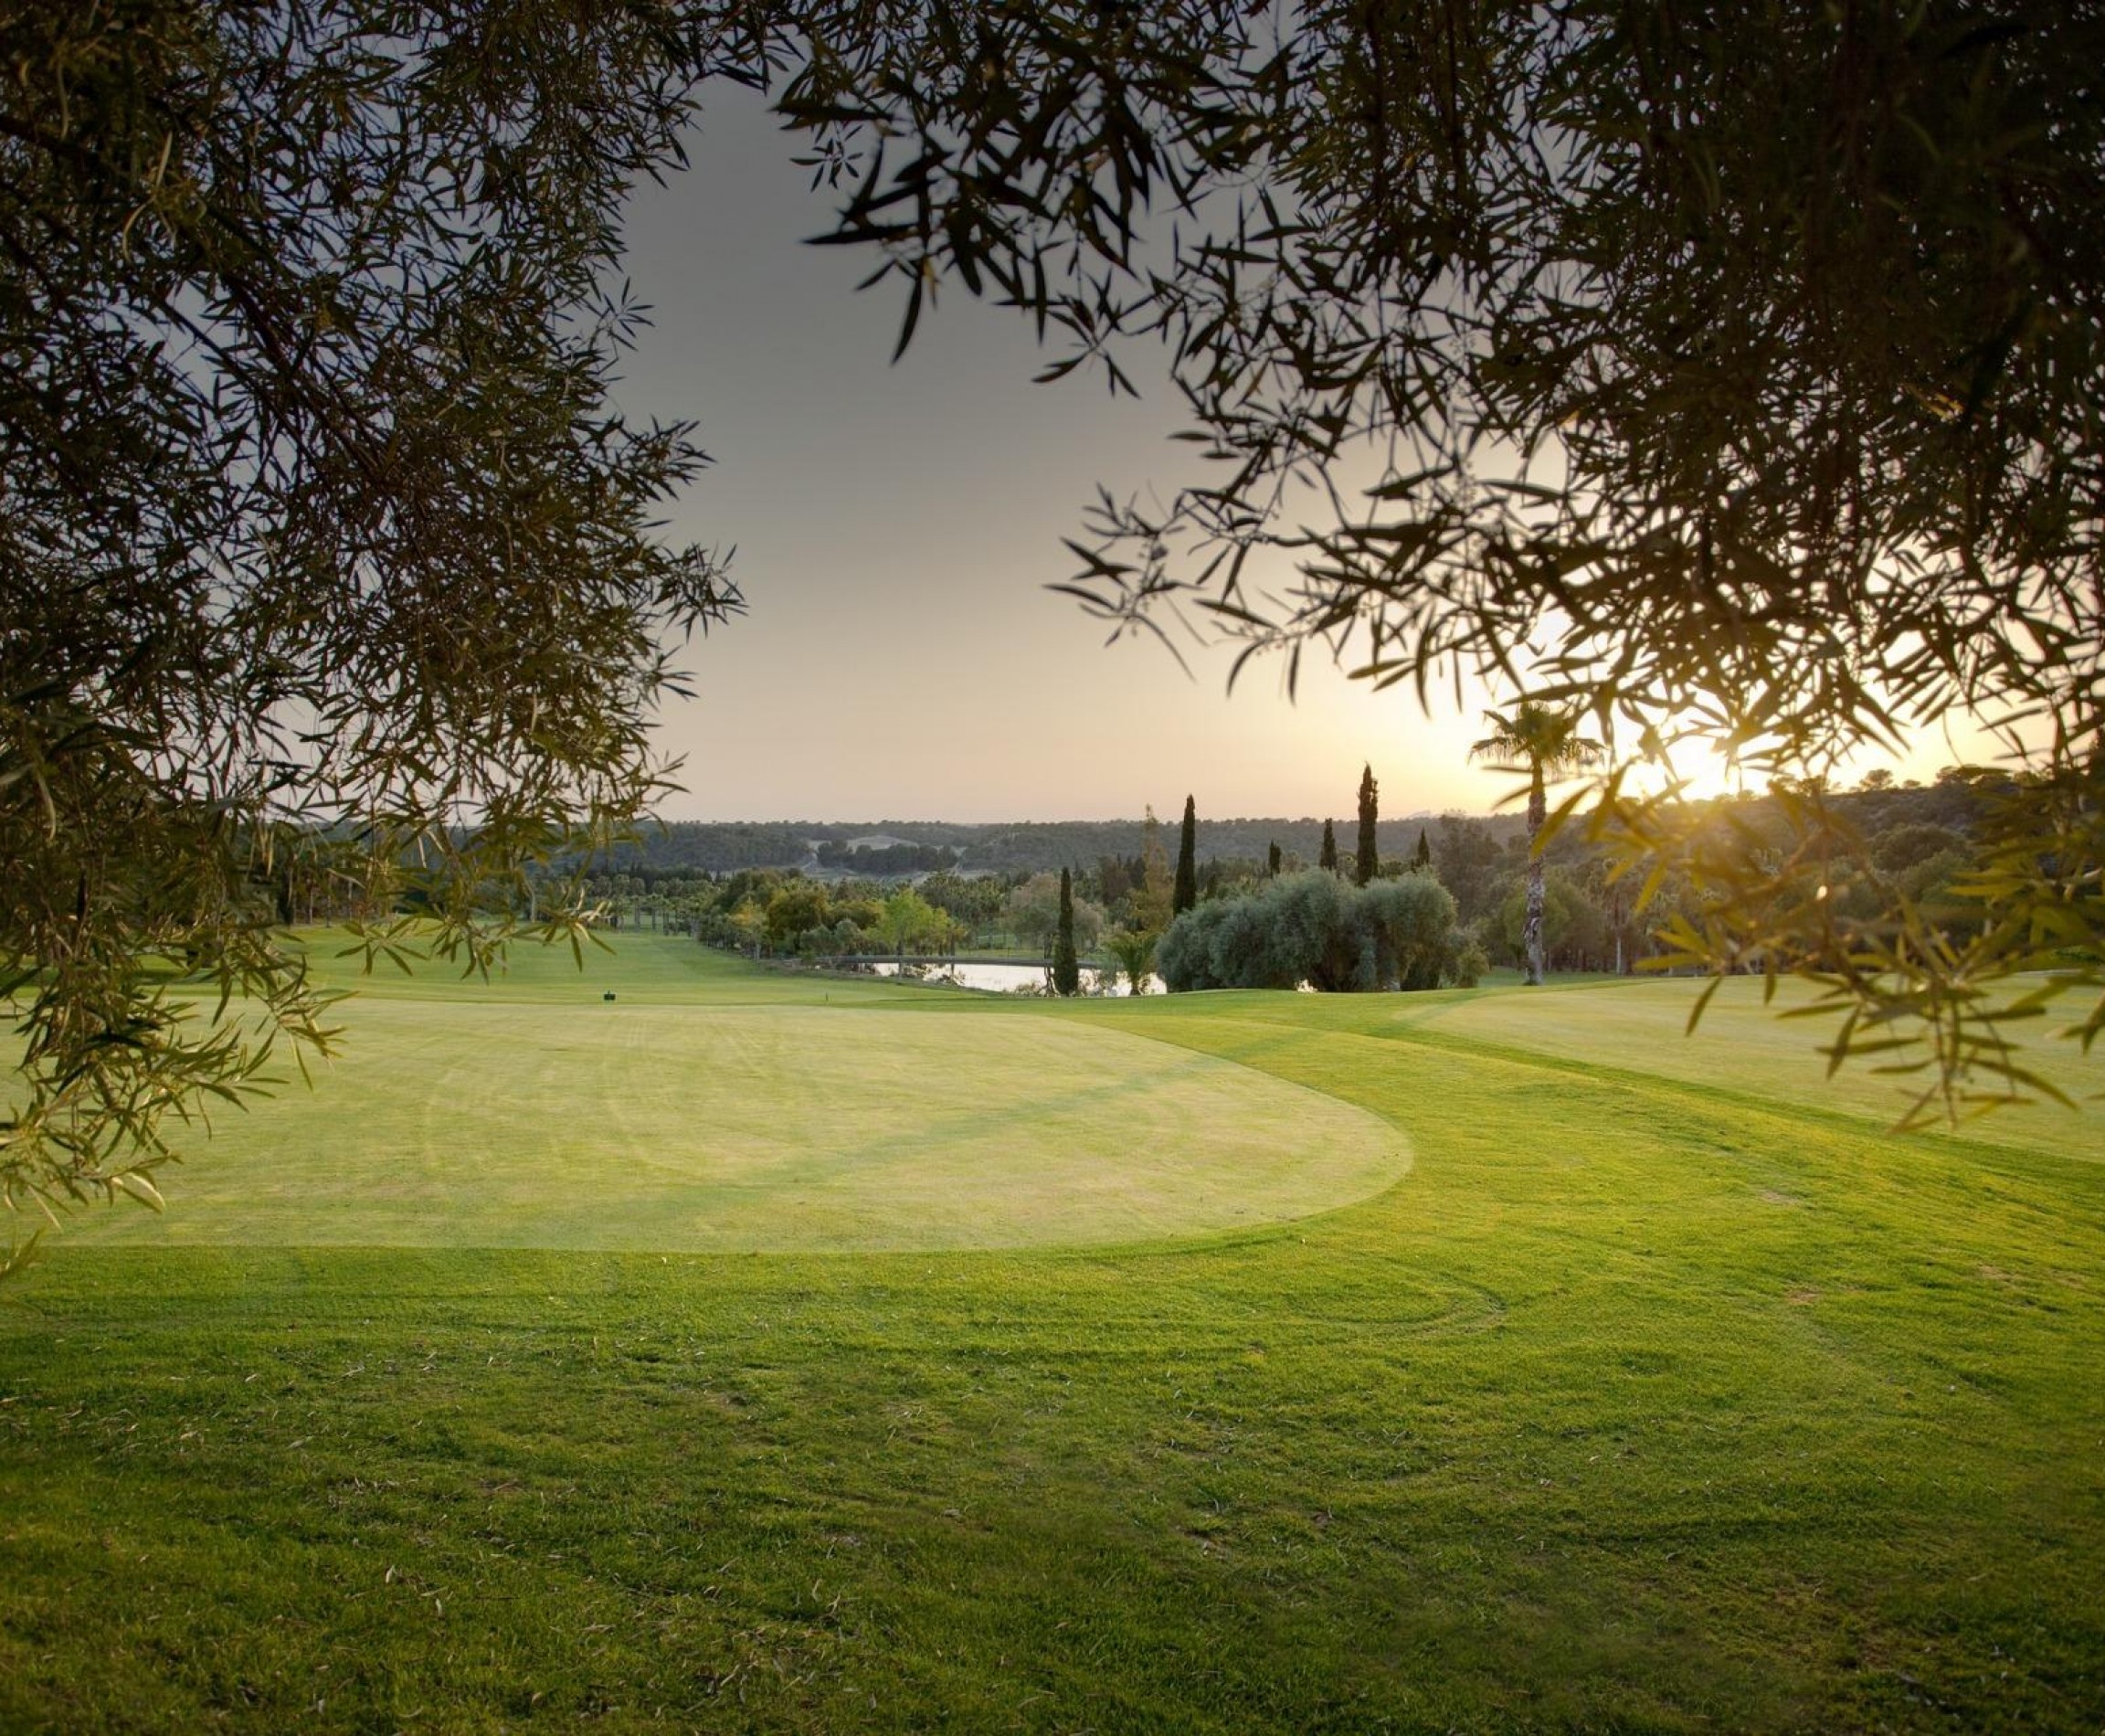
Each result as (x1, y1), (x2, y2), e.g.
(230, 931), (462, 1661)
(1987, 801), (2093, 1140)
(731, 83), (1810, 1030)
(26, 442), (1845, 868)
(593, 816), (1495, 878)
(603, 765), (2007, 998)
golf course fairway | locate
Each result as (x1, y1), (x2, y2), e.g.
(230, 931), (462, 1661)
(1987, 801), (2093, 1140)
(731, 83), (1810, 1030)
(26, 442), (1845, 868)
(2, 935), (2100, 1733)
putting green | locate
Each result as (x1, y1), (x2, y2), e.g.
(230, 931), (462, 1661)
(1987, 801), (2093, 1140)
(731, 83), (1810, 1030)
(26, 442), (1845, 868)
(62, 1000), (1409, 1252)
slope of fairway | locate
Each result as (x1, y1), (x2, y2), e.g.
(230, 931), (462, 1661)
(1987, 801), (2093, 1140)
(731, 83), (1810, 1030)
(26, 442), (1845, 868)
(5, 941), (2104, 1732)
(65, 989), (1407, 1252)
(1372, 972), (2104, 1162)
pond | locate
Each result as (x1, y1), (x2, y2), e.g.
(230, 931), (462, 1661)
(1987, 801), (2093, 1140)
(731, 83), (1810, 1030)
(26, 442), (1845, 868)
(867, 959), (1164, 996)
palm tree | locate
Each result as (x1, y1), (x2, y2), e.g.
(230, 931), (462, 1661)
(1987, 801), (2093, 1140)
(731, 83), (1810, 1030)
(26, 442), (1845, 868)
(1104, 926), (1159, 996)
(1470, 703), (1605, 986)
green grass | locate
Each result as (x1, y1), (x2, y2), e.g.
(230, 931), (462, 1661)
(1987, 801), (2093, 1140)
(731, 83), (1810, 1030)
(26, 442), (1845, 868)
(3, 937), (2101, 1731)
(1409, 971), (2104, 1162)
(66, 989), (1405, 1253)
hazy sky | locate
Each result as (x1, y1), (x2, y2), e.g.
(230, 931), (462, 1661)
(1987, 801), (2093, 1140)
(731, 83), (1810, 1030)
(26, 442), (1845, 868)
(614, 88), (1976, 824)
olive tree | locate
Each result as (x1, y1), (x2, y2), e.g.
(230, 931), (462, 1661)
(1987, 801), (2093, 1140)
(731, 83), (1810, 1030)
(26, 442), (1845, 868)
(1158, 870), (1460, 994)
(2, 1), (755, 1244)
(1359, 874), (1460, 994)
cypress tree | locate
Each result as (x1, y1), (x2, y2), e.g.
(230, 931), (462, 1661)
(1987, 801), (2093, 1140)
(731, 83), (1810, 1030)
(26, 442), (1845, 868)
(1173, 794), (1198, 916)
(1318, 820), (1338, 873)
(1267, 841), (1282, 878)
(1052, 866), (1082, 996)
(1412, 827), (1433, 871)
(1354, 763), (1379, 885)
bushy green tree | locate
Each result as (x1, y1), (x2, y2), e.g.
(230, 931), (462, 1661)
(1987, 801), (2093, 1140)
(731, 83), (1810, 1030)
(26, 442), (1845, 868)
(1431, 817), (1508, 930)
(763, 883), (833, 954)
(1871, 825), (1972, 877)
(1132, 809), (1174, 932)
(1318, 821), (1338, 873)
(727, 899), (767, 958)
(877, 889), (946, 958)
(1004, 873), (1103, 954)
(1158, 871), (1460, 994)
(1491, 873), (1612, 977)
(1360, 875), (1459, 992)
(1451, 941), (1490, 990)
(1095, 856), (1137, 911)
(917, 871), (1005, 937)
(2, 0), (737, 1230)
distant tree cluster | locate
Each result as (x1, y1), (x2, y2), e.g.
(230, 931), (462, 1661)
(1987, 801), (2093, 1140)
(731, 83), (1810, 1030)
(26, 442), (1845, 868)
(812, 841), (957, 874)
(603, 823), (816, 873)
(603, 817), (1467, 880)
(1423, 771), (2010, 980)
(915, 871), (1009, 931)
(1125, 761), (2019, 995)
(578, 865), (957, 962)
(1003, 873), (1105, 955)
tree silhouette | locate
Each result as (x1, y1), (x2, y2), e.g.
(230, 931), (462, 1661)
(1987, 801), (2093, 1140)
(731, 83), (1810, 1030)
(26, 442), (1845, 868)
(1052, 868), (1082, 997)
(1173, 795), (1198, 916)
(1354, 765), (1379, 886)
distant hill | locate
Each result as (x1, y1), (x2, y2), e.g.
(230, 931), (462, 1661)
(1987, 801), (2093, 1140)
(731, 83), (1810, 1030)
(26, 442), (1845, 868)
(605, 815), (1520, 876)
(600, 775), (1996, 878)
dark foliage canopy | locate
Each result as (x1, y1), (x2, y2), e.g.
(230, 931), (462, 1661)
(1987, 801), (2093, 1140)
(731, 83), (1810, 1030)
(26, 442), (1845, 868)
(774, 0), (2105, 1115)
(2, 0), (763, 1231)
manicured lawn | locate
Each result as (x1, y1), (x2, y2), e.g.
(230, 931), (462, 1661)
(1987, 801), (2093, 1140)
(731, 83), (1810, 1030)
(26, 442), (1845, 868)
(1412, 970), (2103, 1162)
(3, 937), (2100, 1731)
(62, 995), (1405, 1251)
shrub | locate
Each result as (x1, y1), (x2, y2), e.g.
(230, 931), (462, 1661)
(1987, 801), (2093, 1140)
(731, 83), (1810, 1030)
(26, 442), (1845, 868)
(1451, 939), (1490, 989)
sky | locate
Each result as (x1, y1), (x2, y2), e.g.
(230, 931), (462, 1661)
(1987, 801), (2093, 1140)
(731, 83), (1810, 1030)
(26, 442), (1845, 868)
(613, 88), (1982, 825)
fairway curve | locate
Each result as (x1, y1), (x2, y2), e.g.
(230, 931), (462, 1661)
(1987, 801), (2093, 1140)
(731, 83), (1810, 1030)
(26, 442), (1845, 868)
(64, 1003), (1410, 1253)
